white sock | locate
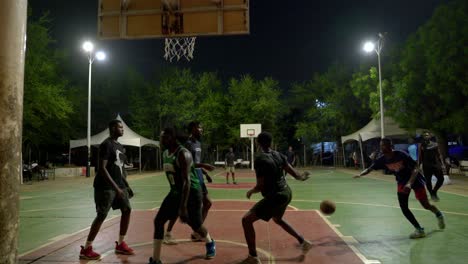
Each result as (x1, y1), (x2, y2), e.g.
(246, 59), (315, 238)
(85, 241), (93, 249)
(204, 233), (213, 243)
(118, 235), (125, 244)
(153, 239), (163, 260)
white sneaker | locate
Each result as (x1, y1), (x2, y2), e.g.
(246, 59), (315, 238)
(301, 239), (312, 255)
(241, 255), (262, 264)
(437, 214), (446, 229)
(163, 232), (177, 245)
(409, 228), (426, 239)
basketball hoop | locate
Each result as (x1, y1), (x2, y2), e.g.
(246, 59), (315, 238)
(164, 37), (196, 62)
(247, 129), (255, 137)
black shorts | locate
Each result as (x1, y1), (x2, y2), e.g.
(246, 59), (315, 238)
(94, 188), (132, 215)
(250, 186), (292, 221)
(158, 192), (182, 222)
(196, 168), (208, 194)
(157, 188), (204, 230)
(187, 187), (203, 230)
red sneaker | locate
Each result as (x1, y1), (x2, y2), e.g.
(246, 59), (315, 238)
(79, 245), (101, 260)
(115, 241), (135, 255)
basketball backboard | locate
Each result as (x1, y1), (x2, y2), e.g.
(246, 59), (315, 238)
(240, 124), (261, 138)
(98, 0), (250, 39)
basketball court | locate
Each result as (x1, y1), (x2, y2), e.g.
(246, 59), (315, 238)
(19, 199), (365, 264)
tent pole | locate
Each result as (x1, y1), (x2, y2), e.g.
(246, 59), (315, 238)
(359, 135), (365, 170)
(139, 146), (142, 174)
(68, 147), (71, 165)
(342, 143), (346, 167)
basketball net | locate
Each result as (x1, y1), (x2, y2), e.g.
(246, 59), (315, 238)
(164, 37), (196, 62)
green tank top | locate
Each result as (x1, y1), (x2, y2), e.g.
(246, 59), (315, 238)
(163, 145), (201, 194)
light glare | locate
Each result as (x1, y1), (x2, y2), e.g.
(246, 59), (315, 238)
(96, 51), (106, 61)
(82, 41), (94, 52)
(363, 42), (375, 53)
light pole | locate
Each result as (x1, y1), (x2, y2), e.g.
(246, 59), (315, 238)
(82, 41), (106, 177)
(363, 33), (385, 138)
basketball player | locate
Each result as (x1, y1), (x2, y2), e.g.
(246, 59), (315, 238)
(355, 138), (445, 239)
(149, 127), (216, 264)
(241, 132), (312, 264)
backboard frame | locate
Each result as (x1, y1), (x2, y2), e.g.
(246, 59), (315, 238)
(98, 0), (250, 40)
(240, 124), (261, 138)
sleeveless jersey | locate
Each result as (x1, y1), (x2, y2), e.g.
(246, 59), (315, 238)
(163, 145), (201, 194)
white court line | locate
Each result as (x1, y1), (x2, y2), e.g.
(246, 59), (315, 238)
(292, 199), (468, 216)
(19, 215), (120, 258)
(316, 210), (381, 264)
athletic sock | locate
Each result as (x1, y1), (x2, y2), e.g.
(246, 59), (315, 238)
(435, 211), (443, 218)
(118, 235), (125, 244)
(85, 241), (93, 249)
(204, 233), (213, 243)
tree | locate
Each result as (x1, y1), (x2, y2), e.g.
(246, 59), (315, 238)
(389, 0), (468, 153)
(23, 12), (73, 160)
(294, 64), (371, 144)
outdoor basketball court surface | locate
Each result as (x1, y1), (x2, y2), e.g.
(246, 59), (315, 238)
(19, 200), (366, 264)
(18, 168), (468, 264)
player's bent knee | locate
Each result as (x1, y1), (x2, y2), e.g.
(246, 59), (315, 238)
(96, 212), (108, 222)
(272, 217), (283, 224)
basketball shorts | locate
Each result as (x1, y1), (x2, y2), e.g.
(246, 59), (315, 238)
(250, 186), (292, 221)
(397, 183), (428, 201)
(95, 188), (132, 214)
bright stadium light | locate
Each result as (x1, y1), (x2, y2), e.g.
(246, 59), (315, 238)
(95, 51), (106, 61)
(363, 41), (375, 53)
(82, 41), (94, 52)
(81, 41), (107, 177)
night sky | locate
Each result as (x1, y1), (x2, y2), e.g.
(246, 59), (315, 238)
(29, 0), (448, 85)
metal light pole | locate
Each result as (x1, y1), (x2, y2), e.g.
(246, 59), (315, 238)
(363, 33), (385, 138)
(82, 41), (106, 177)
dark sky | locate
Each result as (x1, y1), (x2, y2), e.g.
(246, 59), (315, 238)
(29, 0), (448, 84)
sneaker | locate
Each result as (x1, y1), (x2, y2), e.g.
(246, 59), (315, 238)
(191, 232), (203, 242)
(431, 193), (440, 202)
(409, 228), (426, 239)
(79, 245), (101, 260)
(163, 233), (178, 245)
(148, 257), (162, 264)
(301, 239), (312, 255)
(115, 241), (135, 255)
(233, 181), (238, 185)
(437, 214), (446, 229)
(205, 240), (216, 259)
(241, 254), (262, 264)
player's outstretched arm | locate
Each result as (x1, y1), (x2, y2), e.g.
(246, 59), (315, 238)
(283, 163), (309, 181)
(197, 162), (215, 172)
(354, 168), (372, 178)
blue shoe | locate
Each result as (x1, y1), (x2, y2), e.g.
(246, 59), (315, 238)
(205, 240), (216, 259)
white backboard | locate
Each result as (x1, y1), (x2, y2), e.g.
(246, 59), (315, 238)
(240, 124), (261, 138)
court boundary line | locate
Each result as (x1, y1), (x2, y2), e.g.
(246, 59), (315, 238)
(316, 210), (381, 264)
(18, 215), (120, 258)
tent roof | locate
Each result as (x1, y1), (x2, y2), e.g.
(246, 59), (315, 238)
(341, 116), (423, 143)
(69, 115), (159, 149)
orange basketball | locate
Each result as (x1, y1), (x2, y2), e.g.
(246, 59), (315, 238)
(320, 200), (336, 215)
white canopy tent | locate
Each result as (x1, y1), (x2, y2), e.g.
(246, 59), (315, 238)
(69, 115), (160, 173)
(341, 116), (423, 169)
